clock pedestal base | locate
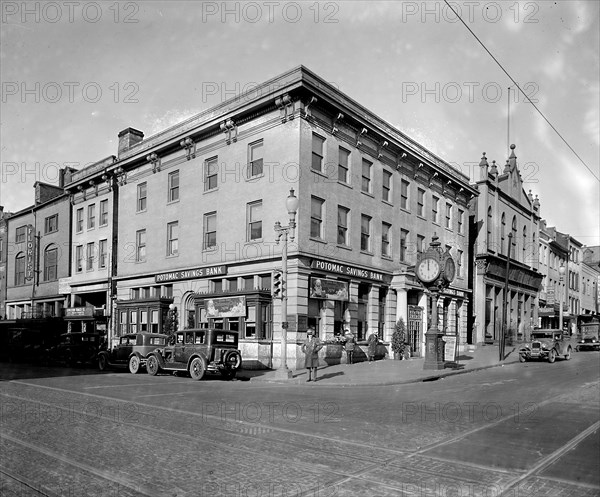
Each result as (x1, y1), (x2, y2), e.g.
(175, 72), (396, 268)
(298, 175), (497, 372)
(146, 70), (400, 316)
(423, 331), (445, 370)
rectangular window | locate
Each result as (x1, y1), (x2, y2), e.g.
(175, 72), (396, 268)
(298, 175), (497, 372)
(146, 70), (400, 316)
(445, 202), (452, 229)
(167, 222), (179, 256)
(15, 255), (25, 285)
(99, 239), (108, 269)
(417, 234), (425, 257)
(87, 204), (95, 229)
(16, 226), (26, 243)
(76, 209), (83, 233)
(382, 170), (392, 203)
(76, 245), (83, 273)
(44, 247), (58, 281)
(312, 133), (325, 172)
(0, 239), (3, 261)
(432, 196), (439, 224)
(457, 249), (463, 277)
(417, 188), (425, 217)
(130, 310), (137, 334)
(137, 182), (147, 212)
(400, 229), (409, 261)
(247, 201), (262, 241)
(400, 180), (409, 210)
(338, 147), (350, 183)
(140, 310), (148, 332)
(136, 230), (146, 262)
(457, 209), (464, 235)
(205, 157), (218, 191)
(151, 309), (159, 333)
(204, 212), (217, 249)
(361, 159), (372, 193)
(168, 170), (180, 202)
(337, 206), (349, 246)
(361, 215), (371, 252)
(86, 242), (95, 270)
(248, 140), (263, 177)
(99, 199), (109, 226)
(310, 196), (324, 239)
(44, 214), (58, 234)
(382, 222), (391, 258)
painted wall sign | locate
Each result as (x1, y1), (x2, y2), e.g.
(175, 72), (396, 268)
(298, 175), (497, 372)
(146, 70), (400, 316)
(204, 296), (246, 318)
(309, 277), (349, 301)
(155, 265), (227, 283)
(25, 225), (35, 281)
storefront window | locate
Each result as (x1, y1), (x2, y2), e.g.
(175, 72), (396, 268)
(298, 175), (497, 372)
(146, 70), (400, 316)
(140, 310), (148, 332)
(151, 310), (159, 333)
(246, 306), (257, 338)
(130, 310), (137, 333)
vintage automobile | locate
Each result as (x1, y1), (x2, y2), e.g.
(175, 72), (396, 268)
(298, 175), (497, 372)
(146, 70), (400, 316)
(46, 332), (101, 367)
(97, 332), (168, 373)
(519, 329), (573, 363)
(145, 328), (242, 380)
(576, 323), (600, 352)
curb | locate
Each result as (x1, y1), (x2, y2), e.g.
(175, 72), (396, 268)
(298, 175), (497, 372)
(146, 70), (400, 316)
(242, 357), (522, 387)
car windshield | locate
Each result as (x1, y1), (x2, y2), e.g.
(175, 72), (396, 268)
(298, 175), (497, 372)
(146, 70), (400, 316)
(532, 332), (553, 339)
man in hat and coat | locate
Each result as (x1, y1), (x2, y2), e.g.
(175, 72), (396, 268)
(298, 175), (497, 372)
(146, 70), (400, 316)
(301, 326), (323, 382)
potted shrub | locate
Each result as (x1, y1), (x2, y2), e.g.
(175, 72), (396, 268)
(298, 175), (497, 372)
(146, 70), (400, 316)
(392, 318), (408, 360)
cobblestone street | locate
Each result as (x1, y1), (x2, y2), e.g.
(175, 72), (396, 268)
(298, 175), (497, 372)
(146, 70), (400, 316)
(1, 354), (599, 496)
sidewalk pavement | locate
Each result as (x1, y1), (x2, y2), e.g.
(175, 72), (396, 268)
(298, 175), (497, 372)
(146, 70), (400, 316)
(238, 344), (522, 386)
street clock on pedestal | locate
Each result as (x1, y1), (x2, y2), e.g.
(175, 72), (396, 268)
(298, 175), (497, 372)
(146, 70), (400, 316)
(442, 256), (456, 284)
(416, 257), (441, 283)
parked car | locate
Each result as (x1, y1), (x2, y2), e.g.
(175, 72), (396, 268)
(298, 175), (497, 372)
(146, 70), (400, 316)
(97, 332), (168, 373)
(46, 332), (101, 366)
(146, 328), (242, 380)
(576, 323), (600, 352)
(519, 329), (573, 363)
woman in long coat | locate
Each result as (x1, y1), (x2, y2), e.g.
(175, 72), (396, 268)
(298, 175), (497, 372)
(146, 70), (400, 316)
(367, 331), (379, 362)
(301, 327), (323, 382)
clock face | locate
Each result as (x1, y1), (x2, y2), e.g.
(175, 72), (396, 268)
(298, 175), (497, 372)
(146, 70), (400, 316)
(444, 257), (456, 283)
(417, 258), (440, 283)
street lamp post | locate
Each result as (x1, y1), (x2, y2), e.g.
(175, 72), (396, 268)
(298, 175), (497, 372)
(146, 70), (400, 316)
(274, 189), (299, 379)
(558, 263), (566, 331)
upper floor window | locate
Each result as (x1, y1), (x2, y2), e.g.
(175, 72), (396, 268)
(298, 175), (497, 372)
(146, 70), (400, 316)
(99, 239), (108, 269)
(247, 201), (262, 241)
(338, 147), (350, 184)
(99, 199), (109, 226)
(167, 222), (179, 256)
(248, 140), (263, 177)
(361, 214), (372, 252)
(43, 245), (58, 281)
(432, 196), (439, 224)
(382, 222), (391, 258)
(445, 202), (452, 230)
(312, 133), (325, 172)
(168, 170), (180, 202)
(76, 208), (84, 233)
(204, 212), (217, 249)
(457, 250), (463, 277)
(417, 234), (425, 257)
(86, 242), (95, 270)
(457, 209), (464, 235)
(417, 189), (425, 217)
(501, 213), (506, 255)
(75, 245), (83, 273)
(522, 226), (527, 261)
(137, 182), (147, 212)
(15, 252), (25, 285)
(400, 229), (409, 262)
(400, 179), (410, 210)
(87, 204), (96, 229)
(310, 196), (324, 239)
(136, 230), (146, 262)
(487, 207), (493, 251)
(337, 206), (350, 246)
(45, 214), (58, 234)
(361, 159), (372, 194)
(16, 226), (26, 243)
(205, 157), (218, 191)
(382, 170), (393, 203)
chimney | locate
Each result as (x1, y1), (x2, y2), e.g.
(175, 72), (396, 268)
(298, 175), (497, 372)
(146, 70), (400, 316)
(59, 166), (78, 188)
(118, 128), (144, 157)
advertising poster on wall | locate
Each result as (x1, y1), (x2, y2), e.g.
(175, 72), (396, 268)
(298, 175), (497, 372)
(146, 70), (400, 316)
(309, 277), (349, 301)
(204, 296), (246, 318)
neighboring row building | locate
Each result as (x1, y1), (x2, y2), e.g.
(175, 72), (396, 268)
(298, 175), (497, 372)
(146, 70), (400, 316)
(1, 66), (598, 368)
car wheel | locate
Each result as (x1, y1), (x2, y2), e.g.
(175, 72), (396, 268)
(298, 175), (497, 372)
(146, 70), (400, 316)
(98, 354), (108, 371)
(548, 349), (556, 363)
(128, 355), (141, 374)
(565, 347), (572, 360)
(519, 354), (526, 363)
(146, 355), (159, 376)
(189, 357), (206, 381)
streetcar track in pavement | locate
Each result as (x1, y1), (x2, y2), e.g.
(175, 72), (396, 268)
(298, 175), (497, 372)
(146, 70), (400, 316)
(0, 467), (61, 497)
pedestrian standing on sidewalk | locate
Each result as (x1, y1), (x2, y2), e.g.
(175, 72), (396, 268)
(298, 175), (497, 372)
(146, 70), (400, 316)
(367, 330), (379, 362)
(301, 326), (323, 382)
(342, 327), (356, 365)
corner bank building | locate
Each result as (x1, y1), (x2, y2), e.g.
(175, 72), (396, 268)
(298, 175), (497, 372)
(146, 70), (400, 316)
(64, 66), (477, 369)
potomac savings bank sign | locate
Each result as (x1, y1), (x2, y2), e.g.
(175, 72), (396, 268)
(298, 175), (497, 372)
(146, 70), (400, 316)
(311, 260), (391, 283)
(155, 265), (228, 283)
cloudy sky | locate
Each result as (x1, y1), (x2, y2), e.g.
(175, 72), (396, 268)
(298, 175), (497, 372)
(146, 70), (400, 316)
(1, 0), (598, 245)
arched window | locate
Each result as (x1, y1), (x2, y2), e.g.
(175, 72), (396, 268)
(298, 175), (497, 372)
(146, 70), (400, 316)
(522, 226), (527, 262)
(500, 213), (506, 255)
(487, 207), (493, 251)
(15, 252), (25, 286)
(44, 245), (58, 281)
(510, 216), (517, 257)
